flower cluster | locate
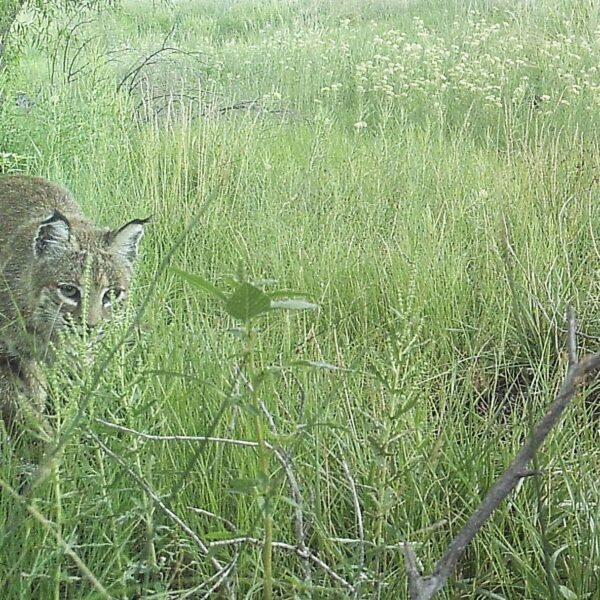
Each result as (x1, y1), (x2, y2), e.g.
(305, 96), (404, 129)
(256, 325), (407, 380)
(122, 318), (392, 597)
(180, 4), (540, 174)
(182, 6), (600, 133)
(354, 12), (600, 117)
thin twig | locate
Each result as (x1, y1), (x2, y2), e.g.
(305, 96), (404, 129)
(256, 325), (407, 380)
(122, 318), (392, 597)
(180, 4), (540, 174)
(90, 433), (229, 583)
(215, 99), (260, 114)
(558, 327), (600, 342)
(188, 506), (237, 532)
(95, 418), (266, 448)
(330, 538), (417, 550)
(198, 559), (238, 600)
(117, 22), (176, 93)
(170, 557), (238, 600)
(205, 536), (356, 594)
(66, 34), (101, 82)
(116, 22), (205, 95)
(405, 311), (599, 600)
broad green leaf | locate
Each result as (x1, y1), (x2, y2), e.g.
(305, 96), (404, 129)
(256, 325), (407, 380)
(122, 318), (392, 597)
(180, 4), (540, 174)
(287, 359), (353, 372)
(270, 299), (319, 311)
(225, 282), (271, 321)
(172, 267), (226, 302)
(269, 289), (316, 300)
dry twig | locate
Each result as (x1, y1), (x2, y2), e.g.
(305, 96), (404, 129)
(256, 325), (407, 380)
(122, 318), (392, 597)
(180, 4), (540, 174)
(117, 23), (204, 94)
(205, 536), (356, 594)
(404, 306), (598, 600)
(89, 432), (233, 597)
(95, 418), (356, 594)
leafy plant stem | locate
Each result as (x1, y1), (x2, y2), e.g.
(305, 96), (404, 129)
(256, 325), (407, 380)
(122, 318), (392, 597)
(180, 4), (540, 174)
(246, 320), (273, 600)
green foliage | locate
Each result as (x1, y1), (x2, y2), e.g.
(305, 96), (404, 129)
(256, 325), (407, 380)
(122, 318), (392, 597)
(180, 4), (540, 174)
(1, 0), (600, 598)
(0, 0), (118, 72)
(173, 268), (318, 599)
(174, 268), (318, 321)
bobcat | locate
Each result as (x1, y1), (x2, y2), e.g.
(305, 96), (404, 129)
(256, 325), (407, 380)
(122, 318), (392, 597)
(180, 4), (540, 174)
(0, 175), (148, 435)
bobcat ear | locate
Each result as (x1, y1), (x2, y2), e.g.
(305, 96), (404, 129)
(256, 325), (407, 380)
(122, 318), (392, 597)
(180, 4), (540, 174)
(108, 217), (150, 263)
(34, 211), (71, 257)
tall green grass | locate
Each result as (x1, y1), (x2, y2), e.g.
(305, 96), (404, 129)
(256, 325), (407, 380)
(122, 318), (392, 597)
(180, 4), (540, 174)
(1, 0), (600, 598)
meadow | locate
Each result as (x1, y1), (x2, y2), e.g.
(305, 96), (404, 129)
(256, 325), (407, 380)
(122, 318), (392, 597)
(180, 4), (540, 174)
(1, 0), (600, 597)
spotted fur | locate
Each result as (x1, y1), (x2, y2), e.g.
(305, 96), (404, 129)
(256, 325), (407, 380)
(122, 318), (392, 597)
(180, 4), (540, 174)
(0, 175), (148, 434)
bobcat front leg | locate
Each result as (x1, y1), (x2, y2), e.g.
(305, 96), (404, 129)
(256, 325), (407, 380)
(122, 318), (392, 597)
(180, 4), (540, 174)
(0, 355), (51, 441)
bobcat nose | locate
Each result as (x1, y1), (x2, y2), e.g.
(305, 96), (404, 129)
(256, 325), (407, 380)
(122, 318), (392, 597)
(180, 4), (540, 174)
(86, 307), (103, 331)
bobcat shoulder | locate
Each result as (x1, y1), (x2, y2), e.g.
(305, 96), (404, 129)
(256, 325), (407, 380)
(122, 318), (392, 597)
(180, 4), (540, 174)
(0, 175), (148, 434)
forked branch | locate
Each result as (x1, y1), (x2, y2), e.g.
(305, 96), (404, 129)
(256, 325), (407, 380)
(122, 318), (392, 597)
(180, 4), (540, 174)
(405, 306), (599, 600)
(116, 23), (204, 94)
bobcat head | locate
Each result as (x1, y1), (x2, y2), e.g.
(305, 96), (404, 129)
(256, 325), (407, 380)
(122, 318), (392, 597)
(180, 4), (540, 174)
(29, 211), (149, 346)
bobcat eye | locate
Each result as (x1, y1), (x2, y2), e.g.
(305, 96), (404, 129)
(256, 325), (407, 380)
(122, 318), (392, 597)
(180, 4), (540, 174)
(58, 284), (81, 305)
(102, 288), (125, 308)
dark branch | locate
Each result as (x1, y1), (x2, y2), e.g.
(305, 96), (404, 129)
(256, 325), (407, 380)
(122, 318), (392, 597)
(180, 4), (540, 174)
(405, 309), (596, 599)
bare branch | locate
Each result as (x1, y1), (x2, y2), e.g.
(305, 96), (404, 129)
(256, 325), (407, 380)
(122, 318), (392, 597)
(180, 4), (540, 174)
(558, 327), (600, 343)
(116, 22), (176, 93)
(198, 559), (238, 600)
(215, 99), (260, 114)
(66, 33), (101, 82)
(205, 536), (356, 594)
(405, 543), (435, 600)
(167, 557), (238, 600)
(188, 506), (237, 532)
(90, 433), (230, 582)
(405, 311), (599, 599)
(330, 537), (417, 550)
(116, 21), (206, 96)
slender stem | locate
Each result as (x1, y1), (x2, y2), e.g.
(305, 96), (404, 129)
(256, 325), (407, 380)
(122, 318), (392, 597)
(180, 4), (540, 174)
(246, 321), (273, 600)
(53, 462), (63, 600)
(95, 446), (125, 584)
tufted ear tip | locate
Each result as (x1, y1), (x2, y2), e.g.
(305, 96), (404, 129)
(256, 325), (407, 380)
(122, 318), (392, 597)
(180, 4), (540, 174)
(108, 217), (150, 263)
(34, 211), (71, 257)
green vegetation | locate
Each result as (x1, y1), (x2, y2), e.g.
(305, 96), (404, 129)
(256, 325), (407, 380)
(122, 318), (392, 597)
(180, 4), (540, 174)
(1, 0), (600, 597)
